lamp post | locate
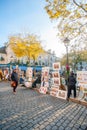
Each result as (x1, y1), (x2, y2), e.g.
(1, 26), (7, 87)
(63, 37), (70, 77)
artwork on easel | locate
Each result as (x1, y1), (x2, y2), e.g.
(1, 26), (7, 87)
(50, 62), (67, 100)
(39, 67), (49, 94)
(52, 78), (60, 86)
(25, 67), (33, 88)
(57, 90), (67, 100)
(52, 71), (60, 78)
(77, 71), (87, 101)
(53, 62), (60, 70)
(50, 62), (60, 97)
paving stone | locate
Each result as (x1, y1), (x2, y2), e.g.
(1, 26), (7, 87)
(68, 123), (74, 128)
(22, 127), (29, 130)
(45, 125), (52, 130)
(72, 128), (79, 130)
(56, 122), (61, 127)
(50, 122), (56, 126)
(0, 124), (4, 129)
(16, 127), (22, 130)
(81, 125), (87, 130)
(27, 123), (34, 129)
(64, 120), (70, 124)
(39, 121), (44, 125)
(33, 128), (40, 130)
(0, 82), (87, 130)
(74, 124), (80, 129)
(33, 124), (40, 128)
(28, 128), (34, 130)
(59, 119), (64, 123)
(48, 119), (53, 122)
(3, 125), (16, 130)
(21, 123), (28, 128)
(43, 121), (49, 126)
(65, 127), (72, 130)
(39, 124), (45, 129)
(58, 126), (65, 130)
(52, 125), (58, 130)
(62, 123), (68, 127)
(78, 128), (84, 130)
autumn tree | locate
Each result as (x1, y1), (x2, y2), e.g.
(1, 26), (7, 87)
(45, 0), (87, 40)
(61, 41), (87, 71)
(8, 34), (45, 65)
(45, 0), (87, 73)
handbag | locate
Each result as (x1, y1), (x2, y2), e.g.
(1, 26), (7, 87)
(11, 81), (16, 87)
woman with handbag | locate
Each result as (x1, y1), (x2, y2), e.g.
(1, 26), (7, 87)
(11, 68), (18, 94)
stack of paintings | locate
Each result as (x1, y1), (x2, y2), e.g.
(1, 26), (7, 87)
(77, 71), (87, 101)
(25, 67), (33, 88)
(50, 62), (61, 97)
(50, 62), (67, 100)
(39, 67), (49, 94)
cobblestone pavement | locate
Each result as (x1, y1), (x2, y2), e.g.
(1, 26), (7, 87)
(0, 82), (87, 130)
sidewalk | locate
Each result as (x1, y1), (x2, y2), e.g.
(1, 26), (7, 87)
(33, 87), (87, 107)
(0, 82), (87, 130)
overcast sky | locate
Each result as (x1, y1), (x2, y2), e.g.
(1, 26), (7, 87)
(0, 0), (66, 57)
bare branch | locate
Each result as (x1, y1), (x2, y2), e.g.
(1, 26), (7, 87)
(73, 0), (87, 13)
(79, 22), (87, 33)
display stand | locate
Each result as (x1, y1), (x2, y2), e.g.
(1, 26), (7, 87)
(77, 71), (87, 102)
(25, 67), (33, 88)
(39, 67), (49, 94)
(50, 62), (67, 100)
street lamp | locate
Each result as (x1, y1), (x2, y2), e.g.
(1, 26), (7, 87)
(63, 37), (70, 76)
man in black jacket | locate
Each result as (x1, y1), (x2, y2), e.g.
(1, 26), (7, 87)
(11, 69), (18, 94)
(67, 71), (76, 100)
(32, 74), (41, 88)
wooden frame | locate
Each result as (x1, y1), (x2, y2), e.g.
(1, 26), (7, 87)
(57, 90), (67, 100)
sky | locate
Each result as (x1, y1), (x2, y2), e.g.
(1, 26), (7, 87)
(0, 0), (66, 57)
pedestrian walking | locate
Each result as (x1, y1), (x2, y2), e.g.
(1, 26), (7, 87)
(67, 71), (76, 100)
(11, 68), (18, 94)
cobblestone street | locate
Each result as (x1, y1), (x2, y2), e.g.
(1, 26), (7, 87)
(0, 82), (87, 130)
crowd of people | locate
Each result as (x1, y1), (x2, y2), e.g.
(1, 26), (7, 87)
(0, 67), (78, 100)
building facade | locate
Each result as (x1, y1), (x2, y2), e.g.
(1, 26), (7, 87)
(0, 45), (60, 67)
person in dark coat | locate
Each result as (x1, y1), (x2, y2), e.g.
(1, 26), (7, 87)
(11, 69), (18, 94)
(67, 71), (76, 100)
(32, 75), (41, 88)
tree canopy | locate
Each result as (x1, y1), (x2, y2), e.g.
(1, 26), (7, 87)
(45, 0), (87, 68)
(61, 42), (87, 69)
(45, 0), (87, 40)
(8, 34), (45, 63)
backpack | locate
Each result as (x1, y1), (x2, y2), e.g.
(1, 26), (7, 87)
(68, 75), (76, 87)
